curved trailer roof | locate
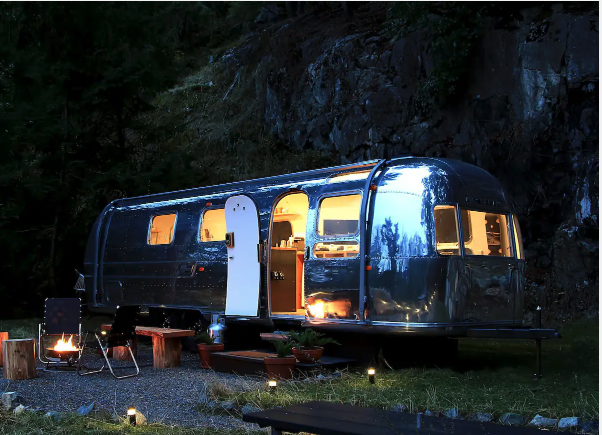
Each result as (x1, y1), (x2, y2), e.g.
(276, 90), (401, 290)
(109, 157), (511, 212)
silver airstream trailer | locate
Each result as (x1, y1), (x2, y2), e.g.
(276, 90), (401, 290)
(83, 157), (529, 336)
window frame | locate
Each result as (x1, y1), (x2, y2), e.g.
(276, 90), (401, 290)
(511, 214), (525, 260)
(313, 190), (362, 260)
(147, 212), (178, 246)
(459, 207), (513, 259)
(433, 203), (461, 257)
(198, 205), (227, 243)
(315, 190), (363, 239)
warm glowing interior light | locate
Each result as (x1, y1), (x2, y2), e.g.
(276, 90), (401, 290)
(200, 208), (226, 242)
(307, 301), (325, 318)
(306, 299), (351, 319)
(148, 214), (176, 245)
(368, 368), (376, 375)
(53, 334), (78, 351)
(127, 408), (136, 416)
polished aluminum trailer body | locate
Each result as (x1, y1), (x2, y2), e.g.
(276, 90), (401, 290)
(83, 157), (525, 335)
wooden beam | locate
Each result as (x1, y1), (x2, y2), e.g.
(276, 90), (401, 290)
(152, 337), (181, 369)
(0, 332), (8, 367)
(3, 339), (37, 380)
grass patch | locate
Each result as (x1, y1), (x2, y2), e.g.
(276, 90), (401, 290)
(225, 318), (599, 421)
(0, 318), (40, 339)
(0, 411), (264, 435)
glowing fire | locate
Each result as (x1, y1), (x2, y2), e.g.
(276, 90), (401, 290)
(306, 299), (351, 319)
(307, 301), (326, 318)
(53, 334), (78, 351)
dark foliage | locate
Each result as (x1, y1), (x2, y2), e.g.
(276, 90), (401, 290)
(0, 2), (252, 317)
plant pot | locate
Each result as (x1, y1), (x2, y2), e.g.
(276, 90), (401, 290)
(197, 343), (224, 369)
(264, 356), (296, 379)
(292, 347), (323, 364)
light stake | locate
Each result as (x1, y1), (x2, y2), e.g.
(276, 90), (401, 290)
(127, 407), (136, 426)
(268, 379), (277, 391)
(368, 368), (376, 384)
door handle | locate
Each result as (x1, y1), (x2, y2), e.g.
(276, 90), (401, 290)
(178, 262), (197, 276)
(305, 246), (310, 260)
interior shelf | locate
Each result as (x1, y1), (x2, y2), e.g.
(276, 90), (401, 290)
(273, 213), (301, 222)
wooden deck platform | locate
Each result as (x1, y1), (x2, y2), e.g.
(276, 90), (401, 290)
(212, 350), (356, 376)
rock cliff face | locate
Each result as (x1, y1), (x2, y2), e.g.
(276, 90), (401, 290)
(216, 3), (598, 321)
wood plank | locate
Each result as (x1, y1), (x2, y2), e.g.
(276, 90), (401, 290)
(259, 402), (393, 430)
(243, 401), (576, 435)
(101, 325), (194, 338)
(260, 332), (290, 342)
(243, 408), (398, 435)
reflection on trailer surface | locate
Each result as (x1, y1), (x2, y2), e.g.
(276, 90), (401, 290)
(84, 157), (536, 336)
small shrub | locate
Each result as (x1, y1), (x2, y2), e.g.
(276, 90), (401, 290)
(288, 329), (340, 350)
(195, 332), (215, 345)
(270, 340), (294, 358)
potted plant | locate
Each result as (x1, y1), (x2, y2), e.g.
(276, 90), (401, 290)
(289, 329), (340, 364)
(264, 340), (295, 380)
(196, 332), (224, 369)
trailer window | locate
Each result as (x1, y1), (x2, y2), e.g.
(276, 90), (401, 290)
(314, 241), (359, 258)
(318, 194), (361, 236)
(461, 210), (512, 257)
(200, 208), (226, 242)
(434, 205), (460, 255)
(512, 215), (524, 259)
(148, 214), (176, 245)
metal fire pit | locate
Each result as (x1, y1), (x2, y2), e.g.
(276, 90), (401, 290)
(46, 348), (80, 365)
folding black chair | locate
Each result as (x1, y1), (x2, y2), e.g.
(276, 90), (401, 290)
(77, 305), (140, 380)
(38, 298), (82, 371)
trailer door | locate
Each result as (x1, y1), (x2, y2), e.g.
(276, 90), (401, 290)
(459, 209), (515, 323)
(224, 195), (261, 317)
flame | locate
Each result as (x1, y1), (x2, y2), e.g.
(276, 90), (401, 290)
(306, 299), (351, 319)
(53, 334), (78, 351)
(307, 301), (325, 318)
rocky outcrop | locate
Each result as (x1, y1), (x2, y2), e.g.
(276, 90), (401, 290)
(218, 3), (598, 321)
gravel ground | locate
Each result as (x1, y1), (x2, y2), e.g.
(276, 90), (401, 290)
(1, 345), (264, 430)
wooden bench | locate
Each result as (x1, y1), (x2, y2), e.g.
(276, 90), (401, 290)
(242, 401), (575, 435)
(101, 325), (194, 369)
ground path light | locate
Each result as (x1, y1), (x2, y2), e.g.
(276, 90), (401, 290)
(268, 379), (277, 391)
(368, 368), (376, 384)
(127, 407), (136, 426)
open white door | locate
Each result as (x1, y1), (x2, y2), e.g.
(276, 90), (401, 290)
(224, 195), (261, 317)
